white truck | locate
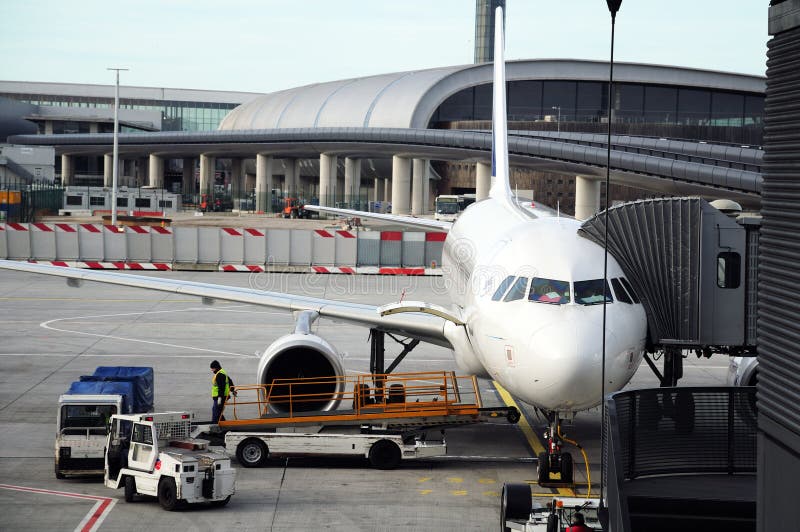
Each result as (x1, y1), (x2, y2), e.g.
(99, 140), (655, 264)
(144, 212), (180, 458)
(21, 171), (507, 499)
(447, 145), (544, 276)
(226, 427), (446, 470)
(105, 412), (235, 510)
(56, 366), (154, 479)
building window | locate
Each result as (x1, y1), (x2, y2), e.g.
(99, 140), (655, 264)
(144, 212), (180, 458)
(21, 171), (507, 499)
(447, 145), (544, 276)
(134, 198), (151, 208)
(66, 196), (83, 206)
(644, 85), (678, 123)
(117, 197), (128, 207)
(677, 88), (711, 125)
(89, 196), (105, 206)
(158, 200), (173, 208)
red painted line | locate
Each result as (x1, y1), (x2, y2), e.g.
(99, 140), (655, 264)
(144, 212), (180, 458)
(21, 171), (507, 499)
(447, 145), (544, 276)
(32, 223), (53, 232)
(55, 223), (77, 232)
(128, 225), (148, 234)
(247, 265), (264, 272)
(80, 224), (101, 233)
(52, 261), (69, 267)
(379, 267), (425, 275)
(0, 484), (115, 532)
(126, 262), (143, 270)
(380, 231), (402, 241)
(245, 228), (264, 237)
(7, 222), (28, 231)
(314, 229), (334, 238)
(104, 225), (123, 233)
(84, 261), (103, 269)
(111, 261), (125, 269)
(151, 226), (171, 234)
(425, 232), (447, 242)
(335, 230), (356, 238)
(312, 266), (330, 273)
(154, 263), (171, 271)
(222, 265), (238, 272)
(222, 227), (243, 236)
(339, 267), (356, 274)
(132, 211), (163, 217)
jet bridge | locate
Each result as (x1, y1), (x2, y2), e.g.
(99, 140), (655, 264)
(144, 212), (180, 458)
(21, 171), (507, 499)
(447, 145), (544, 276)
(578, 198), (759, 384)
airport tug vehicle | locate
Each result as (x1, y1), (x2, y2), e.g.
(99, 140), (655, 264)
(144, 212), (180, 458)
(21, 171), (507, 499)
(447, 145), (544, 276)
(104, 412), (235, 510)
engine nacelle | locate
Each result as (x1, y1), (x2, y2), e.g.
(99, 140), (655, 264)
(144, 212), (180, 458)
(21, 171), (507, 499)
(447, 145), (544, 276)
(256, 332), (345, 413)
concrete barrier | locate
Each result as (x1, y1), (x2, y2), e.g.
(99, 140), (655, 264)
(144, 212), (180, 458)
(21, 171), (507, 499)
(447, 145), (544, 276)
(78, 223), (103, 261)
(2, 223), (445, 274)
(30, 223), (56, 260)
(334, 230), (357, 266)
(380, 231), (402, 266)
(5, 223), (31, 260)
(220, 228), (245, 265)
(312, 229), (336, 266)
(243, 228), (267, 265)
(55, 223), (79, 260)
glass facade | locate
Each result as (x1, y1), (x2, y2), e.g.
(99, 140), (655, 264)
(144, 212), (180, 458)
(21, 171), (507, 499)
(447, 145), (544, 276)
(432, 80), (765, 143)
(474, 0), (505, 63)
(2, 92), (237, 132)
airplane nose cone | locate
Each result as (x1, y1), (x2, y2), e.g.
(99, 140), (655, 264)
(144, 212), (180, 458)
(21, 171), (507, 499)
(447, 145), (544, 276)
(523, 315), (619, 410)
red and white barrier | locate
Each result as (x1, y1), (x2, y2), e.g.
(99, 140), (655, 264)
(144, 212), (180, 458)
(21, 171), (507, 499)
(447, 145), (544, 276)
(29, 260), (171, 270)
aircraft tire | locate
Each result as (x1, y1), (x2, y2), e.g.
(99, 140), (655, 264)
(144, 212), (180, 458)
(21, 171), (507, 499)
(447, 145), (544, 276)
(537, 452), (550, 484)
(559, 452), (574, 484)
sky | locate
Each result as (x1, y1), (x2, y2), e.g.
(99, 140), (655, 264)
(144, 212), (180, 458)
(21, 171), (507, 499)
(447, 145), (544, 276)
(0, 1), (769, 95)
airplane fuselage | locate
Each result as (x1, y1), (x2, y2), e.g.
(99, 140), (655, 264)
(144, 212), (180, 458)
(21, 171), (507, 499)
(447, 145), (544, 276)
(441, 198), (647, 414)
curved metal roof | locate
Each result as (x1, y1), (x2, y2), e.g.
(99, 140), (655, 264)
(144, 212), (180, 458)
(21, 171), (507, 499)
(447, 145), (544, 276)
(219, 59), (765, 131)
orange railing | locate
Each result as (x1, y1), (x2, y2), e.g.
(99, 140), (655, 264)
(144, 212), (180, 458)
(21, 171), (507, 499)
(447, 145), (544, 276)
(222, 371), (482, 425)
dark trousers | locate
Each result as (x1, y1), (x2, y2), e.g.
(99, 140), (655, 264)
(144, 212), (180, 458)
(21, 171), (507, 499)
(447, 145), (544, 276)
(212, 398), (225, 423)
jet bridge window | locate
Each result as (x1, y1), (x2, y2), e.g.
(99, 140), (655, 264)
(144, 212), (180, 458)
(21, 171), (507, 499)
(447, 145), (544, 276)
(504, 277), (530, 302)
(491, 275), (516, 301)
(529, 278), (570, 305)
(574, 279), (613, 305)
(611, 278), (633, 304)
(717, 252), (741, 289)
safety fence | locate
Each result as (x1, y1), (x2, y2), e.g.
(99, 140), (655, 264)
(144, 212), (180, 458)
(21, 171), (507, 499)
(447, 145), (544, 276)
(0, 222), (446, 274)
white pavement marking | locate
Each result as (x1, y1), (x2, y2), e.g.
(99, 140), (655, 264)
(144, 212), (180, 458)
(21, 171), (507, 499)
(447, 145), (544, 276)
(39, 307), (258, 358)
(0, 484), (117, 532)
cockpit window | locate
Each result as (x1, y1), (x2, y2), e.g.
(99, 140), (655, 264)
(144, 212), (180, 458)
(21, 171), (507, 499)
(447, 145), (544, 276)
(491, 275), (516, 301)
(611, 278), (633, 304)
(528, 278), (571, 305)
(619, 277), (640, 303)
(504, 277), (530, 302)
(574, 279), (613, 305)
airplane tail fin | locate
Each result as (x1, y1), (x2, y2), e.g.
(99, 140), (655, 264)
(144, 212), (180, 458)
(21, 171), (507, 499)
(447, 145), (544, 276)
(488, 6), (527, 218)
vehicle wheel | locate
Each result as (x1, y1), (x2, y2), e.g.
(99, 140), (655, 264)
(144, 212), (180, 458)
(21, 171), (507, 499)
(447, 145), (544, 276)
(675, 391), (695, 434)
(124, 476), (137, 502)
(537, 452), (550, 484)
(506, 408), (521, 424)
(211, 495), (231, 507)
(559, 452), (574, 484)
(54, 462), (65, 480)
(236, 438), (268, 468)
(501, 482), (532, 531)
(157, 478), (179, 511)
(290, 211), (297, 219)
(368, 439), (401, 470)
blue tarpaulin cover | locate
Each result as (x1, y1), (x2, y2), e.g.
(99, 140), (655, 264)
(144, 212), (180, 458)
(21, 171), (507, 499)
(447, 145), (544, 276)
(78, 366), (154, 413)
(66, 380), (136, 414)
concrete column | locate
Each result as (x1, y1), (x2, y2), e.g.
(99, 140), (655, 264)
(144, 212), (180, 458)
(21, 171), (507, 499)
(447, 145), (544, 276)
(476, 161), (491, 201)
(293, 159), (302, 197)
(344, 157), (362, 207)
(134, 157), (148, 188)
(319, 153), (337, 207)
(373, 178), (385, 210)
(199, 154), (215, 195)
(574, 175), (602, 220)
(384, 178), (391, 204)
(60, 154), (74, 186)
(256, 154), (273, 213)
(148, 154), (164, 188)
(283, 158), (300, 195)
(182, 158), (195, 195)
(391, 156), (411, 214)
(45, 121), (53, 135)
(103, 153), (113, 187)
(412, 158), (428, 215)
(231, 158), (245, 205)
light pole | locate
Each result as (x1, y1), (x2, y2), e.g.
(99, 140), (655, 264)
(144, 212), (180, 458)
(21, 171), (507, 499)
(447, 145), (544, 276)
(599, 1), (621, 528)
(551, 106), (561, 133)
(107, 67), (128, 229)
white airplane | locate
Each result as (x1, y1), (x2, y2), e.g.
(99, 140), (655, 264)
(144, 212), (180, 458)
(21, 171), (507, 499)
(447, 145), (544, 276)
(0, 7), (646, 483)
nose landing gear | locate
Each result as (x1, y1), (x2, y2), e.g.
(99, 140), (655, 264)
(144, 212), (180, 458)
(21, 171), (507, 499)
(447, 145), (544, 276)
(537, 412), (575, 487)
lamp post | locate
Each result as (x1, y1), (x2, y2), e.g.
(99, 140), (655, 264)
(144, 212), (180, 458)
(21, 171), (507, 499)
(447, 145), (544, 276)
(551, 106), (561, 133)
(599, 1), (621, 528)
(107, 67), (128, 229)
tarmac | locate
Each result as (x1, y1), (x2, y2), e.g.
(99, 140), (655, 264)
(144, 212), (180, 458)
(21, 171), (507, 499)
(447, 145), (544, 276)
(0, 268), (730, 531)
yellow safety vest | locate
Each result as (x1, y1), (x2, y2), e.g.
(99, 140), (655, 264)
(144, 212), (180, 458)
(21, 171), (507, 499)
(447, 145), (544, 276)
(211, 368), (230, 398)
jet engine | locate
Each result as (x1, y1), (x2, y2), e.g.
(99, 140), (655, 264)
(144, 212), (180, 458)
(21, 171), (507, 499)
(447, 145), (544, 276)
(255, 310), (344, 413)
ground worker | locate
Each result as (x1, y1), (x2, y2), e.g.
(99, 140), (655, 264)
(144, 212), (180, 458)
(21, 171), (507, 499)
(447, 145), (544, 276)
(565, 512), (592, 532)
(210, 360), (233, 423)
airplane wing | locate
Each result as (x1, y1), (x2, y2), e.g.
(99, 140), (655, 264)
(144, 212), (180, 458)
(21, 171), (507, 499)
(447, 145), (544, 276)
(305, 205), (452, 231)
(0, 259), (455, 349)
